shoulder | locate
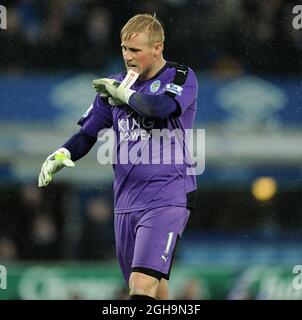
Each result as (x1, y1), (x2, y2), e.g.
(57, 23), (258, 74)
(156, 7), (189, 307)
(165, 61), (197, 85)
(166, 61), (196, 73)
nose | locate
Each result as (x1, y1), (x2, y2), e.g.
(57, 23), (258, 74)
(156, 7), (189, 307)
(123, 49), (133, 62)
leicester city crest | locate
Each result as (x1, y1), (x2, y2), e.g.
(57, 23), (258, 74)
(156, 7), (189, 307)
(150, 80), (161, 93)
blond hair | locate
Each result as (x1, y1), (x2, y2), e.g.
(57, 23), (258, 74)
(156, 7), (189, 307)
(121, 14), (165, 46)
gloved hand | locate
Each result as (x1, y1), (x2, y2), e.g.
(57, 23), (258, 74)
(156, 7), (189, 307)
(38, 148), (75, 187)
(92, 69), (139, 106)
(93, 79), (124, 106)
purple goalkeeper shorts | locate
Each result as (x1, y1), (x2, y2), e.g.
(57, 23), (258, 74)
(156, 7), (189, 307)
(114, 206), (190, 282)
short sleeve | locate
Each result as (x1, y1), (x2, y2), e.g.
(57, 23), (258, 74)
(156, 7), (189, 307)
(77, 94), (113, 138)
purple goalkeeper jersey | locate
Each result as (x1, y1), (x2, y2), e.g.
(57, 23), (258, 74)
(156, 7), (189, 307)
(79, 62), (198, 213)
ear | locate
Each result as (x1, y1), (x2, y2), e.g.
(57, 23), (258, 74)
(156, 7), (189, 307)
(153, 42), (164, 56)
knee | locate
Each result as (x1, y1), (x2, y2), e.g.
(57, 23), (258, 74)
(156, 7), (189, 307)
(129, 272), (159, 298)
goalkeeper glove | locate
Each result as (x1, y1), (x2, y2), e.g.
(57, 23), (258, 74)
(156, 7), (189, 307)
(38, 148), (75, 187)
(92, 69), (139, 106)
(93, 79), (124, 106)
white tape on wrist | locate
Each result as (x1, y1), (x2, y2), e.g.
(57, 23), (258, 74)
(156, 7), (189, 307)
(123, 88), (136, 103)
(121, 69), (139, 89)
(118, 69), (139, 103)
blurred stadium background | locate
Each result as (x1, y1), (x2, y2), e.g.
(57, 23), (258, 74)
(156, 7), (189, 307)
(1, 0), (302, 300)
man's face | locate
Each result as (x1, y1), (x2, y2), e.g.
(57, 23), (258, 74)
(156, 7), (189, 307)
(121, 32), (161, 80)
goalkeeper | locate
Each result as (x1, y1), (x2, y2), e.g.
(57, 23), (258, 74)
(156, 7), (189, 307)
(38, 14), (198, 300)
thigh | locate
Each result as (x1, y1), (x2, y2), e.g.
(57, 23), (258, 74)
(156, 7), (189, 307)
(114, 212), (138, 283)
(132, 206), (190, 279)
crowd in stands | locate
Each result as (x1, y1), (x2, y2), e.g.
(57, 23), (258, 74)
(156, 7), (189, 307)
(0, 182), (115, 261)
(0, 0), (301, 75)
